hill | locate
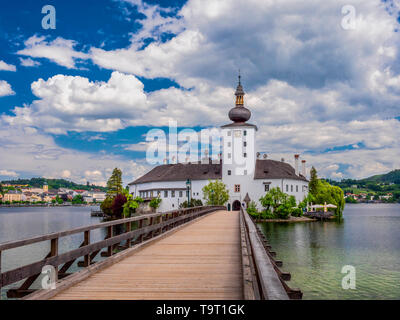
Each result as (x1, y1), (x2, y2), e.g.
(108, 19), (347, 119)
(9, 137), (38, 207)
(362, 169), (400, 184)
(0, 177), (107, 192)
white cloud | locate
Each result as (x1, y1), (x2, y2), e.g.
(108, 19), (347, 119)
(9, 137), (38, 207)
(19, 57), (41, 67)
(17, 35), (88, 69)
(61, 170), (71, 178)
(0, 60), (16, 71)
(0, 120), (150, 186)
(0, 170), (19, 177)
(0, 80), (15, 97)
(3, 0), (400, 180)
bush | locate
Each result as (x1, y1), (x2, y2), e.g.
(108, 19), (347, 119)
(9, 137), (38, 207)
(101, 196), (114, 216)
(246, 201), (258, 215)
(111, 194), (127, 218)
(261, 209), (276, 219)
(149, 197), (162, 211)
(291, 207), (303, 217)
(179, 198), (203, 208)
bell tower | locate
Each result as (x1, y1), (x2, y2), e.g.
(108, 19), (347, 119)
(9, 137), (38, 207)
(221, 74), (257, 210)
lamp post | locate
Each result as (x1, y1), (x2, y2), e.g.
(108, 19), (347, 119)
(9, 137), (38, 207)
(186, 179), (191, 206)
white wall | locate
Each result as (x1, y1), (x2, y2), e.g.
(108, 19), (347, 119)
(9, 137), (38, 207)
(129, 179), (219, 212)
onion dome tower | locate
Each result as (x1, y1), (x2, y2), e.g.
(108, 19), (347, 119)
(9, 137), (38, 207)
(228, 73), (251, 123)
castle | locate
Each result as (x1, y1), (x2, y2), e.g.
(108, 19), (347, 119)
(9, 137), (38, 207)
(128, 77), (309, 212)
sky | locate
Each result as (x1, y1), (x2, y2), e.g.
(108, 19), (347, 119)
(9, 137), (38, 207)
(1, 0), (400, 186)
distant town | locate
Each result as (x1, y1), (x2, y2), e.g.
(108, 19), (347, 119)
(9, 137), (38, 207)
(0, 178), (106, 205)
(327, 169), (400, 204)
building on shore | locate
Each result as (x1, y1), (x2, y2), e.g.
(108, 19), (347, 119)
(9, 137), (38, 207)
(3, 190), (25, 202)
(128, 77), (309, 212)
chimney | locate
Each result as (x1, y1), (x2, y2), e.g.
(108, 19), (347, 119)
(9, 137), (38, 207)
(302, 160), (306, 177)
(294, 154), (300, 176)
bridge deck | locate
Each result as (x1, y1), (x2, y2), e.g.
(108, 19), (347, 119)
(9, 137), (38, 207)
(51, 210), (243, 300)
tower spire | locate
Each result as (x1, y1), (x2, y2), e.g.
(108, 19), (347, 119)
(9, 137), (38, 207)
(235, 70), (245, 106)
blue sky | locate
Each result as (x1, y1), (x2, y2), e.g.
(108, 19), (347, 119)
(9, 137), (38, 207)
(1, 0), (400, 185)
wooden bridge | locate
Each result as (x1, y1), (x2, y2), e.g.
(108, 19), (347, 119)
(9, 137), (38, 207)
(0, 206), (301, 300)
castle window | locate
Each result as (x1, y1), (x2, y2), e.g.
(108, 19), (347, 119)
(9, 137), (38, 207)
(164, 190), (168, 198)
(243, 141), (247, 147)
(234, 184), (240, 192)
(243, 153), (247, 158)
(171, 190), (175, 198)
(265, 184), (270, 192)
(228, 153), (231, 159)
(244, 170), (247, 175)
(179, 191), (183, 197)
(291, 185), (293, 192)
(296, 185), (298, 192)
(227, 142), (231, 147)
(228, 170), (231, 175)
(286, 185), (289, 192)
(227, 131), (231, 136)
(244, 130), (247, 136)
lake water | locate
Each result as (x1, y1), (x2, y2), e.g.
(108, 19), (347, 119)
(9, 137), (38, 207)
(258, 203), (400, 300)
(0, 206), (105, 299)
(1, 204), (399, 300)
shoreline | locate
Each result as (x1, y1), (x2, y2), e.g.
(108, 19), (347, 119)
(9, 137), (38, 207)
(0, 204), (99, 208)
(255, 216), (317, 223)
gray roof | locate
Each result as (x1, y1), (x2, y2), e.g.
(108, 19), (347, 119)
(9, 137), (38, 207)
(254, 159), (308, 181)
(129, 163), (222, 184)
(129, 159), (307, 185)
(220, 122), (258, 130)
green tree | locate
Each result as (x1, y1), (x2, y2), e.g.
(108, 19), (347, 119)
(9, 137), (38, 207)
(202, 180), (229, 205)
(100, 196), (114, 216)
(72, 194), (85, 204)
(122, 189), (144, 217)
(149, 197), (162, 212)
(106, 168), (123, 197)
(309, 166), (318, 196)
(313, 179), (345, 218)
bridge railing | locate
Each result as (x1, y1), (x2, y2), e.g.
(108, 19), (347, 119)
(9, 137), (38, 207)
(239, 207), (303, 300)
(0, 205), (224, 299)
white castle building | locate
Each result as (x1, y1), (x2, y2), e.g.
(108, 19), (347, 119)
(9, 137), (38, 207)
(128, 77), (309, 212)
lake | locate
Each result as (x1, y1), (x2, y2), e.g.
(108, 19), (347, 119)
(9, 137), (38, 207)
(258, 203), (400, 299)
(0, 206), (105, 300)
(1, 204), (399, 300)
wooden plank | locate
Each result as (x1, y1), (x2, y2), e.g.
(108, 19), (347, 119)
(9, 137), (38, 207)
(49, 210), (243, 300)
(1, 208), (219, 287)
(23, 210), (219, 300)
(0, 206), (225, 251)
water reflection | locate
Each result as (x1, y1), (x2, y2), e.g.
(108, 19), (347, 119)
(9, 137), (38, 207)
(258, 204), (400, 300)
(0, 206), (106, 299)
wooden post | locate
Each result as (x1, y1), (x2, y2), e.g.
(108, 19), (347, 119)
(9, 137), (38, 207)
(50, 238), (59, 282)
(126, 222), (131, 248)
(84, 231), (90, 267)
(107, 226), (113, 256)
(150, 217), (154, 238)
(138, 219), (143, 242)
